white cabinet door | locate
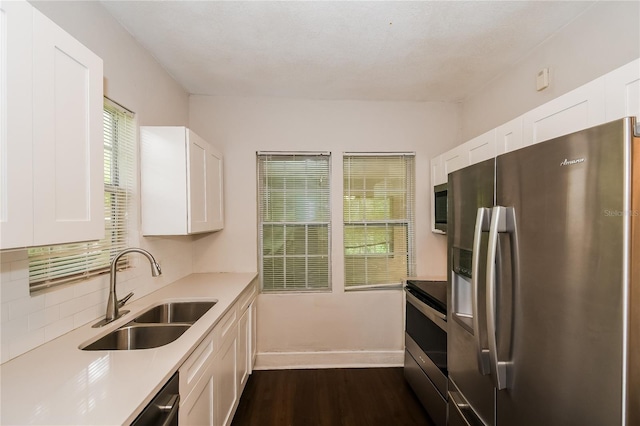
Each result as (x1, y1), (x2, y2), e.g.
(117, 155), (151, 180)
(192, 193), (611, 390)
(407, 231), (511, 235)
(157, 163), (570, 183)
(237, 308), (250, 391)
(495, 116), (524, 155)
(1, 0), (33, 249)
(32, 8), (104, 246)
(465, 129), (496, 165)
(188, 130), (224, 233)
(522, 77), (606, 147)
(141, 126), (224, 236)
(188, 130), (209, 234)
(605, 58), (640, 122)
(1, 2), (103, 249)
(180, 361), (215, 426)
(443, 145), (469, 177)
(430, 154), (445, 187)
(250, 300), (257, 368)
(215, 325), (238, 426)
(207, 145), (224, 231)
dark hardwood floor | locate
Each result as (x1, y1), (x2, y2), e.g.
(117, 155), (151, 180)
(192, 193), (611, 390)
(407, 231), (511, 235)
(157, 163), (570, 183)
(231, 368), (435, 426)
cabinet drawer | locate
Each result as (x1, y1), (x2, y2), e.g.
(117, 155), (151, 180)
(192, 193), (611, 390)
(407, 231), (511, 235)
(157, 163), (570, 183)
(180, 328), (217, 399)
(218, 305), (238, 342)
(238, 281), (257, 312)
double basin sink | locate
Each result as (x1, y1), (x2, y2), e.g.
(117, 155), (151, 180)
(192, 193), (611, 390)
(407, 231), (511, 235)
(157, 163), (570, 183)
(81, 301), (216, 351)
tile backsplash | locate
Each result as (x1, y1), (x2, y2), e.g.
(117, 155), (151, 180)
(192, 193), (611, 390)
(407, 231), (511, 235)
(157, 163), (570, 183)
(0, 237), (194, 364)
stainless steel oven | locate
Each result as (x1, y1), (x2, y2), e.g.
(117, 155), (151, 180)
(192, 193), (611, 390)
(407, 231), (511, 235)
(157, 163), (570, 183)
(404, 279), (447, 426)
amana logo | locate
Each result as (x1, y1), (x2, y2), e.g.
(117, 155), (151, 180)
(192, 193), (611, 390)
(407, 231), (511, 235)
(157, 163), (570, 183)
(560, 158), (585, 166)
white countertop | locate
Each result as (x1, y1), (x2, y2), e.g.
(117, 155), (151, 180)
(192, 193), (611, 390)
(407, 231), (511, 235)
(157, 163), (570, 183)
(0, 272), (257, 425)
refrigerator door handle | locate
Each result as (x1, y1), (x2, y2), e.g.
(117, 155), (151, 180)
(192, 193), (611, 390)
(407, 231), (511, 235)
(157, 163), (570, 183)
(472, 207), (491, 375)
(486, 206), (515, 390)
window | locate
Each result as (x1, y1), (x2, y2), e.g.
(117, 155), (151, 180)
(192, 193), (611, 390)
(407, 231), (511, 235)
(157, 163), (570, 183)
(257, 153), (331, 292)
(343, 154), (415, 289)
(28, 99), (135, 293)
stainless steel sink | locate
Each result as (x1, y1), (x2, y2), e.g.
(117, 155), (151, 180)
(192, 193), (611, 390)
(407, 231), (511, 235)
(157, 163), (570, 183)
(81, 324), (190, 351)
(80, 301), (217, 351)
(132, 301), (217, 325)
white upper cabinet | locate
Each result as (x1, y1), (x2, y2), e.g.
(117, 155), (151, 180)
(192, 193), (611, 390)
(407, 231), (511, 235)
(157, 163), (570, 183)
(141, 126), (224, 236)
(443, 144), (469, 176)
(31, 8), (104, 246)
(605, 58), (640, 122)
(465, 128), (496, 165)
(1, 1), (104, 250)
(430, 154), (445, 187)
(522, 76), (607, 147)
(432, 57), (639, 187)
(430, 58), (639, 235)
(495, 116), (524, 156)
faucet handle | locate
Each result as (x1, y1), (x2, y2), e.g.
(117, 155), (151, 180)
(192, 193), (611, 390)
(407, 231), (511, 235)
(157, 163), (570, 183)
(118, 292), (134, 308)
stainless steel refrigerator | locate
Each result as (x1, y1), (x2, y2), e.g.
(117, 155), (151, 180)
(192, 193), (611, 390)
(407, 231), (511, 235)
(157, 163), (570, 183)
(447, 117), (639, 426)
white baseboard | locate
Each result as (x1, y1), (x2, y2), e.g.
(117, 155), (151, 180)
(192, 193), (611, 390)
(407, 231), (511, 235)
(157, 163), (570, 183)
(254, 350), (404, 370)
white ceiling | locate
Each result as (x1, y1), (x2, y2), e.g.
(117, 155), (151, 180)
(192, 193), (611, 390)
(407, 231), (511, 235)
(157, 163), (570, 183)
(100, 1), (595, 102)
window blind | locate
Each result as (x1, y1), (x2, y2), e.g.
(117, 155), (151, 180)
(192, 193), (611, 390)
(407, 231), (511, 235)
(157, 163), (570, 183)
(257, 153), (331, 292)
(28, 100), (135, 292)
(343, 154), (415, 289)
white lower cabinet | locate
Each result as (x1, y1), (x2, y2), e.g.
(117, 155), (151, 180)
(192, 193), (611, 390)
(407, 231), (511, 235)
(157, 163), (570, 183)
(237, 309), (250, 390)
(179, 321), (217, 426)
(250, 301), (257, 367)
(180, 361), (215, 425)
(178, 282), (257, 425)
(215, 326), (238, 426)
(237, 300), (256, 391)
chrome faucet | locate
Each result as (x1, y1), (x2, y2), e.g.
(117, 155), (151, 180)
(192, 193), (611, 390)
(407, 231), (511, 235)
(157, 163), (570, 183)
(93, 248), (162, 328)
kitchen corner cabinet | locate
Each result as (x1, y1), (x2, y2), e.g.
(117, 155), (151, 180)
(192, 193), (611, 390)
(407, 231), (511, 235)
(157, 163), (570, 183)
(179, 281), (257, 426)
(1, 0), (104, 250)
(141, 126), (224, 236)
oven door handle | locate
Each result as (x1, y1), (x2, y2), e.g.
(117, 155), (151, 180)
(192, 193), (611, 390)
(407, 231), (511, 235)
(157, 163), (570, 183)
(405, 289), (447, 332)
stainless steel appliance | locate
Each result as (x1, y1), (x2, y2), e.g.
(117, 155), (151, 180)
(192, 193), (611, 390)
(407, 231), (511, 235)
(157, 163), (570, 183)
(447, 117), (639, 426)
(404, 278), (448, 426)
(434, 183), (448, 233)
(131, 372), (180, 426)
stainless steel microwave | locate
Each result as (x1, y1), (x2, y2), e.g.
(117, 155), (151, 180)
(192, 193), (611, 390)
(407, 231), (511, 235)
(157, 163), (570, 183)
(434, 183), (447, 233)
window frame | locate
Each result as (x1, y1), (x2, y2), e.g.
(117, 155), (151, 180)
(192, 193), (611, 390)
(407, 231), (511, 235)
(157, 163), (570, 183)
(257, 152), (332, 293)
(342, 152), (416, 291)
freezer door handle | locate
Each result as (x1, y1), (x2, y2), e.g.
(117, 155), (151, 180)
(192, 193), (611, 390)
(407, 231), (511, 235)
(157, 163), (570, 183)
(486, 206), (517, 390)
(471, 207), (491, 375)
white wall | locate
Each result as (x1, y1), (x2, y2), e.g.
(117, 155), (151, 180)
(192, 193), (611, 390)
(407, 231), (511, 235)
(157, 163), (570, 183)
(189, 96), (459, 367)
(461, 1), (640, 141)
(0, 1), (192, 363)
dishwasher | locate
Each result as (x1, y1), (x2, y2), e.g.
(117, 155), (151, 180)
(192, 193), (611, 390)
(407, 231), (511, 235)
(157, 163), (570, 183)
(131, 372), (180, 426)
